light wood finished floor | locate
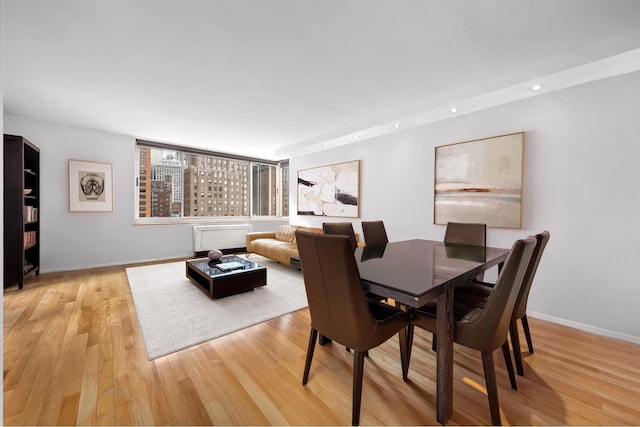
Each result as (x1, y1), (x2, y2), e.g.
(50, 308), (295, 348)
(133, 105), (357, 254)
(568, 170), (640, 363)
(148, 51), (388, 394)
(4, 262), (640, 426)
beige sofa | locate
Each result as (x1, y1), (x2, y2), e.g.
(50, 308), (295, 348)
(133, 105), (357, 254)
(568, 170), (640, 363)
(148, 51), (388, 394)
(246, 225), (322, 265)
(246, 224), (361, 266)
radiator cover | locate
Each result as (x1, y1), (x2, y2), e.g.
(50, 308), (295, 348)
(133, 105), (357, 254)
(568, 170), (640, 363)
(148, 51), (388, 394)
(192, 224), (252, 253)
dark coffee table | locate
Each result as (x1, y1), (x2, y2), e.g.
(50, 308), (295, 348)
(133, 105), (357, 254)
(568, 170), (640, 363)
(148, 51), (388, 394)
(186, 255), (266, 299)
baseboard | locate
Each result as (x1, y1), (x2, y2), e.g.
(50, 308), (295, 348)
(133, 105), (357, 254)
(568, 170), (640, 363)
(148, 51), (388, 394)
(40, 254), (194, 274)
(528, 311), (640, 345)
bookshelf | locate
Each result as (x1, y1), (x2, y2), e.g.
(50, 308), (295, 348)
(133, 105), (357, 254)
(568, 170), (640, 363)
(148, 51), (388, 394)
(4, 134), (40, 289)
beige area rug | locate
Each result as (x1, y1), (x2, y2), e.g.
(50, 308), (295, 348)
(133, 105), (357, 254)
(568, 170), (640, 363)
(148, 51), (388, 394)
(126, 254), (308, 360)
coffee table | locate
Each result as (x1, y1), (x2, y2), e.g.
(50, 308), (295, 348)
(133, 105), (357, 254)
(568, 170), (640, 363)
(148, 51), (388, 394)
(186, 255), (266, 299)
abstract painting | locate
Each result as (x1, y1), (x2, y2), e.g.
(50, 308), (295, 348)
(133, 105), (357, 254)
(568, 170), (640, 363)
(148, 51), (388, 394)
(297, 160), (360, 217)
(69, 159), (114, 212)
(434, 132), (524, 228)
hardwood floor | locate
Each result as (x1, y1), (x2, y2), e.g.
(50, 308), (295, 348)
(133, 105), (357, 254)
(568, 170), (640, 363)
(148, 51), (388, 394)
(4, 262), (640, 425)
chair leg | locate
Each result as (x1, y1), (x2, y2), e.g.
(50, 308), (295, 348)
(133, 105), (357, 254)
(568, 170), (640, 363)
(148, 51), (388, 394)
(352, 350), (366, 426)
(481, 351), (502, 426)
(399, 326), (409, 381)
(501, 341), (517, 390)
(302, 328), (318, 385)
(521, 314), (534, 354)
(509, 320), (525, 376)
(431, 333), (437, 352)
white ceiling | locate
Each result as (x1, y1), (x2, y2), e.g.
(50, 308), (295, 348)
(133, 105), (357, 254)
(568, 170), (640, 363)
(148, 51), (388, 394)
(4, 0), (640, 160)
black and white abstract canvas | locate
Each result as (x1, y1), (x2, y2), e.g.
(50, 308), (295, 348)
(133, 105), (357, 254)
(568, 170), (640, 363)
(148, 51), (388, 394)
(297, 160), (360, 217)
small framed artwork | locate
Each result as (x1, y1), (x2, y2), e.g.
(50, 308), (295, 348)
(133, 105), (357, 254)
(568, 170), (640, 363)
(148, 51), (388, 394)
(434, 132), (524, 228)
(69, 159), (114, 212)
(297, 160), (360, 217)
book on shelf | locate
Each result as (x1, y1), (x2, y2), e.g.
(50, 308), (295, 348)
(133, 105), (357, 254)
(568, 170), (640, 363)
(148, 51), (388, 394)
(23, 231), (37, 248)
(23, 206), (38, 222)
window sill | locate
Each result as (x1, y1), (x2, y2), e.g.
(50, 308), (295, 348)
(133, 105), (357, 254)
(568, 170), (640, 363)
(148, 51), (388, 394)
(133, 216), (289, 226)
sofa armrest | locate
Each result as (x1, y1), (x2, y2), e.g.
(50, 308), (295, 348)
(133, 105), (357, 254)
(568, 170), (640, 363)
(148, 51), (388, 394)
(246, 231), (276, 249)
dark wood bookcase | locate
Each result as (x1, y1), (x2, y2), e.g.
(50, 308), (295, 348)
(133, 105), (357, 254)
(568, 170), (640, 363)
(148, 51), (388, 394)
(4, 134), (40, 289)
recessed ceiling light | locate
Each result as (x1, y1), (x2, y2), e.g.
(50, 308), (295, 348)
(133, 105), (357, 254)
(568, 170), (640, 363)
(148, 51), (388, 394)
(353, 135), (359, 139)
(450, 108), (458, 113)
(531, 84), (542, 91)
(393, 123), (400, 128)
(322, 143), (327, 147)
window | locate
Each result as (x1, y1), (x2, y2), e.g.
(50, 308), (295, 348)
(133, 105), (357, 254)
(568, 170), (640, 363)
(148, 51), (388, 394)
(280, 160), (289, 216)
(135, 141), (289, 221)
(252, 163), (276, 216)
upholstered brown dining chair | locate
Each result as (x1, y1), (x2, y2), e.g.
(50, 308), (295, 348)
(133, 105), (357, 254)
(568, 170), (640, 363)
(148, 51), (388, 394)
(407, 235), (536, 426)
(444, 222), (487, 282)
(323, 221), (387, 307)
(361, 220), (389, 246)
(295, 230), (410, 426)
(456, 231), (551, 376)
(444, 221), (487, 247)
(322, 222), (358, 252)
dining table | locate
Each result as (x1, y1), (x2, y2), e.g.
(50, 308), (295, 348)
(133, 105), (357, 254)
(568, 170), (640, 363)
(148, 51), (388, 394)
(354, 239), (510, 425)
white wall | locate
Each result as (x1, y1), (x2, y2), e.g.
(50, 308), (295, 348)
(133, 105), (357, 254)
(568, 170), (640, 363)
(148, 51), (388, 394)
(4, 70), (638, 343)
(2, 115), (285, 271)
(291, 71), (640, 343)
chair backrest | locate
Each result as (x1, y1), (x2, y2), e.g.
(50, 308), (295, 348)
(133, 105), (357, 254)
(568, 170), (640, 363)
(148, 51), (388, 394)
(512, 231), (550, 320)
(362, 220), (389, 246)
(454, 236), (536, 352)
(444, 222), (487, 247)
(322, 222), (357, 252)
(295, 230), (379, 349)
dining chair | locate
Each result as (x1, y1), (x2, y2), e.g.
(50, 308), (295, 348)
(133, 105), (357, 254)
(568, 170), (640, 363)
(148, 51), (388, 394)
(295, 230), (410, 426)
(322, 222), (358, 251)
(456, 231), (551, 376)
(406, 235), (536, 426)
(444, 221), (487, 246)
(323, 221), (386, 306)
(361, 220), (389, 246)
(444, 222), (487, 282)
(424, 221), (489, 350)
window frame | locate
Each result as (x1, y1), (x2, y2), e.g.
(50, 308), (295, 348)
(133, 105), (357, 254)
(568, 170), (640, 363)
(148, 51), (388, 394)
(134, 139), (289, 225)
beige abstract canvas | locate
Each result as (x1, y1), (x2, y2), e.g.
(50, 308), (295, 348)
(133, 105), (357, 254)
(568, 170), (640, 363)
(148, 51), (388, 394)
(434, 132), (524, 228)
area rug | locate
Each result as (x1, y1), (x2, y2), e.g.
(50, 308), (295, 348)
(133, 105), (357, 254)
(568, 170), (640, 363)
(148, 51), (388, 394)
(126, 254), (308, 360)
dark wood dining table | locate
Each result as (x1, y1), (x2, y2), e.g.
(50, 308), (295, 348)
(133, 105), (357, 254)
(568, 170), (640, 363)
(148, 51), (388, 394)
(354, 239), (510, 425)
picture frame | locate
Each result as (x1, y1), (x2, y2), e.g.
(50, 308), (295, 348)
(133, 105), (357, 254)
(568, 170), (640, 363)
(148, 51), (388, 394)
(297, 160), (360, 217)
(69, 159), (114, 212)
(434, 132), (524, 228)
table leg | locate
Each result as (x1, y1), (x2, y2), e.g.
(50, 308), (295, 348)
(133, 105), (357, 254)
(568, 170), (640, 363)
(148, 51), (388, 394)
(436, 284), (454, 425)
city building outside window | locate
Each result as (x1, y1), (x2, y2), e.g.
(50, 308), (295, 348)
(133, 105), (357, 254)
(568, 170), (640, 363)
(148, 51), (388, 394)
(135, 141), (289, 221)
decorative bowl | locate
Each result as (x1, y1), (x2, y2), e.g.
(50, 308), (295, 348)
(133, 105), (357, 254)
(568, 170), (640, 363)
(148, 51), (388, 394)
(207, 249), (223, 261)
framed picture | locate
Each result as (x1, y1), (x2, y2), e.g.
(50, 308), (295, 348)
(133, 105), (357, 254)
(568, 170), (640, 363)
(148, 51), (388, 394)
(69, 159), (114, 212)
(434, 132), (524, 228)
(297, 160), (360, 217)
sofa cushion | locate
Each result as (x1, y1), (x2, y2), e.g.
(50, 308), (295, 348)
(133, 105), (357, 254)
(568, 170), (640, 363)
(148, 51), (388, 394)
(250, 238), (298, 265)
(275, 225), (298, 243)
